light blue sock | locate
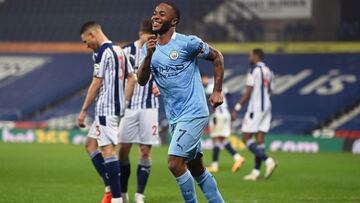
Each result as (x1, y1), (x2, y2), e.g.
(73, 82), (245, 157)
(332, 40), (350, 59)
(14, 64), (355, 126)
(195, 169), (224, 203)
(175, 170), (198, 203)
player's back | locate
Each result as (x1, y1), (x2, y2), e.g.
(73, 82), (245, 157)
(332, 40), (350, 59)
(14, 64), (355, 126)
(93, 41), (129, 117)
(123, 42), (159, 109)
(247, 62), (273, 113)
(142, 32), (209, 124)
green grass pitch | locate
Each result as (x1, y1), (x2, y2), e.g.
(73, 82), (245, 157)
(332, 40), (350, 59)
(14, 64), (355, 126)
(0, 142), (359, 203)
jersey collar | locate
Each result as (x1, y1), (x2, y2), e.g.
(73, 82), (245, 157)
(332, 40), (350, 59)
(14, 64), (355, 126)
(171, 32), (177, 40)
(256, 61), (265, 67)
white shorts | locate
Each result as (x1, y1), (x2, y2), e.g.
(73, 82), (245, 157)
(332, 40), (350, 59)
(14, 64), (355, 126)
(209, 113), (231, 138)
(118, 108), (159, 145)
(87, 116), (120, 147)
(241, 108), (271, 133)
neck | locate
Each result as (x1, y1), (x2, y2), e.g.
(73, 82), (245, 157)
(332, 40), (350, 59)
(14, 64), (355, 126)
(157, 27), (175, 45)
(97, 33), (110, 48)
(136, 39), (144, 47)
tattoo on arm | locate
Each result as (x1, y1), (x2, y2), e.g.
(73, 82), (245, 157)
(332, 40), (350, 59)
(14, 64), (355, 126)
(206, 46), (224, 92)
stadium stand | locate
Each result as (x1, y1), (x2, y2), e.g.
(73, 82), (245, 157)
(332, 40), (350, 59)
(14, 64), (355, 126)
(0, 0), (222, 42)
(338, 115), (360, 131)
(1, 51), (359, 134)
(0, 0), (359, 135)
(0, 53), (92, 120)
(198, 53), (360, 134)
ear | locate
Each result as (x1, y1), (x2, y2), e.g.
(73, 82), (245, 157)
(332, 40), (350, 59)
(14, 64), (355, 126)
(171, 18), (178, 26)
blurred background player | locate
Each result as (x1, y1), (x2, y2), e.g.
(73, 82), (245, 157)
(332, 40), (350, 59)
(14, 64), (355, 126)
(232, 48), (277, 181)
(138, 2), (225, 202)
(118, 19), (160, 203)
(78, 21), (132, 203)
(201, 73), (245, 173)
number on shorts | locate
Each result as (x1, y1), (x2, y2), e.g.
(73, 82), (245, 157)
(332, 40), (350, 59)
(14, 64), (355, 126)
(152, 125), (158, 136)
(96, 125), (101, 136)
(176, 129), (187, 142)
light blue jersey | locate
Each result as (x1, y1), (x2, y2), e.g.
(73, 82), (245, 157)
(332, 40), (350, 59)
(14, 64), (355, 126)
(140, 32), (210, 124)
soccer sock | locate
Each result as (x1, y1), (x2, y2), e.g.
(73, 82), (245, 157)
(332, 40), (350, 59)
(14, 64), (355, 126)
(119, 158), (131, 193)
(104, 156), (121, 198)
(224, 141), (237, 157)
(257, 143), (268, 161)
(194, 169), (224, 203)
(90, 150), (110, 187)
(175, 170), (197, 203)
(137, 159), (152, 194)
(212, 143), (221, 163)
(255, 156), (262, 170)
(247, 140), (268, 161)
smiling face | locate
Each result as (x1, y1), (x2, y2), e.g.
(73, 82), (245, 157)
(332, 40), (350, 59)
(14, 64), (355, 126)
(151, 3), (178, 35)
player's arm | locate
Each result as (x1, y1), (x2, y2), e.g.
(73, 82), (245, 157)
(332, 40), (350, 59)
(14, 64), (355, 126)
(237, 86), (253, 108)
(205, 46), (225, 108)
(77, 77), (103, 127)
(137, 34), (156, 86)
(231, 70), (256, 120)
(125, 73), (136, 106)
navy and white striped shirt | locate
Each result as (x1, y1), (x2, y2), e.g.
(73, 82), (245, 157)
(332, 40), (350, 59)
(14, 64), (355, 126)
(123, 41), (159, 109)
(92, 41), (132, 117)
(246, 61), (273, 113)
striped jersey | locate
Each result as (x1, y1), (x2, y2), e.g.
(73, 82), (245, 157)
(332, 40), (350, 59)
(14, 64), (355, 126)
(246, 61), (274, 113)
(92, 41), (132, 117)
(123, 41), (159, 109)
(205, 80), (230, 115)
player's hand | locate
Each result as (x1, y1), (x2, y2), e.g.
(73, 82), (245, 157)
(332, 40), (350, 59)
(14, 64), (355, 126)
(152, 85), (161, 97)
(209, 91), (223, 108)
(77, 110), (87, 128)
(231, 111), (238, 121)
(146, 34), (157, 55)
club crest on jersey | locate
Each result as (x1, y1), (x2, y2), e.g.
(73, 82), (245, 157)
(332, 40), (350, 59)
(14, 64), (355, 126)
(170, 50), (179, 60)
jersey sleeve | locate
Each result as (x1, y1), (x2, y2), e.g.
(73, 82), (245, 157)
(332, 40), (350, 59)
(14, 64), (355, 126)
(93, 51), (110, 78)
(245, 71), (255, 86)
(124, 52), (134, 75)
(269, 70), (275, 94)
(186, 35), (210, 59)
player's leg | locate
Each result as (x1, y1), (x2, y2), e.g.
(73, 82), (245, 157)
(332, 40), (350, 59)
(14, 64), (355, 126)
(188, 154), (224, 203)
(168, 117), (224, 203)
(220, 136), (245, 172)
(118, 143), (132, 202)
(208, 115), (221, 172)
(242, 132), (260, 181)
(216, 113), (245, 172)
(256, 132), (277, 179)
(168, 155), (197, 202)
(118, 109), (140, 202)
(208, 137), (221, 173)
(167, 120), (201, 203)
(135, 144), (152, 202)
(98, 116), (122, 203)
(134, 108), (158, 202)
(85, 123), (112, 202)
(258, 108), (277, 179)
(101, 144), (122, 203)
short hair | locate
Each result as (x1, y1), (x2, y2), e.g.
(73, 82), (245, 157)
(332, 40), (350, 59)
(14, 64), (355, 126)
(80, 21), (100, 34)
(140, 19), (153, 34)
(252, 48), (265, 59)
(163, 2), (181, 24)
